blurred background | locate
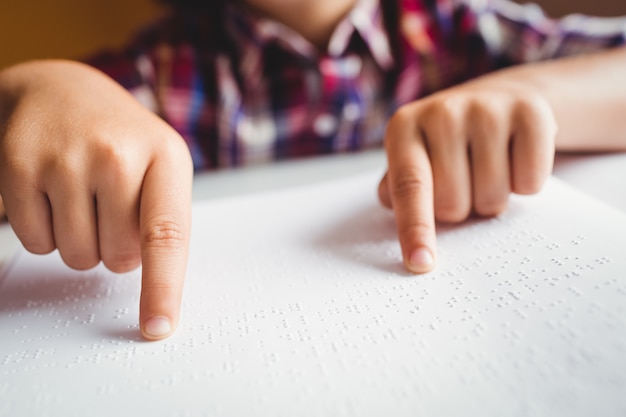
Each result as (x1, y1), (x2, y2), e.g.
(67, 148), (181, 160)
(1, 0), (625, 69)
(0, 0), (163, 69)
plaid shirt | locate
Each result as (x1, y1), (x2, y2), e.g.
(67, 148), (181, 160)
(90, 0), (626, 170)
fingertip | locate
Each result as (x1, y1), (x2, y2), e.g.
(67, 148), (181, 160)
(142, 315), (175, 341)
(139, 283), (183, 341)
(405, 247), (436, 274)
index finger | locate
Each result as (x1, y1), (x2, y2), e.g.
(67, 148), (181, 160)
(139, 142), (193, 340)
(385, 109), (437, 274)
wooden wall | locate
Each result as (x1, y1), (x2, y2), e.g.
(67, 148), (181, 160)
(0, 0), (163, 69)
(1, 0), (625, 69)
(531, 0), (626, 18)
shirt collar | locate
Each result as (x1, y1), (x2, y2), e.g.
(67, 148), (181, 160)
(225, 0), (395, 70)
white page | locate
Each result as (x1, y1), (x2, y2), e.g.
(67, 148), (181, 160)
(1, 172), (625, 417)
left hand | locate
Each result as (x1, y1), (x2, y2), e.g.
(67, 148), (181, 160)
(378, 77), (558, 273)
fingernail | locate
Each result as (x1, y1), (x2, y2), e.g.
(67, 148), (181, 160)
(409, 248), (434, 272)
(143, 316), (172, 339)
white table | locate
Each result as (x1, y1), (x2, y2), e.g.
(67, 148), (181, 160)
(551, 152), (626, 210)
(1, 149), (626, 417)
(1, 150), (626, 267)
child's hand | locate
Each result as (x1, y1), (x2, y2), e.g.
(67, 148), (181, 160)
(0, 60), (193, 340)
(378, 77), (557, 273)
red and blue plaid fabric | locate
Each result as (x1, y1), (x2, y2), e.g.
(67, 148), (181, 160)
(89, 0), (626, 170)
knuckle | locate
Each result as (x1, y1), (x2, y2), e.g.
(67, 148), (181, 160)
(515, 93), (545, 115)
(160, 132), (193, 163)
(143, 279), (179, 292)
(515, 95), (558, 132)
(142, 218), (186, 249)
(398, 219), (433, 246)
(92, 142), (147, 192)
(384, 106), (416, 147)
(43, 152), (83, 181)
(96, 140), (135, 177)
(430, 95), (465, 121)
(469, 99), (500, 125)
(390, 105), (415, 126)
(153, 134), (194, 180)
(468, 95), (497, 115)
(390, 172), (429, 201)
(422, 98), (464, 139)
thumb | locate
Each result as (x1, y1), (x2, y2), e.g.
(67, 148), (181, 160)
(377, 171), (393, 209)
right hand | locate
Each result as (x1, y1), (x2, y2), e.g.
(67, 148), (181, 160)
(0, 60), (193, 340)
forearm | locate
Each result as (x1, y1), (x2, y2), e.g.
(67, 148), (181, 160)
(490, 47), (626, 152)
(0, 60), (107, 122)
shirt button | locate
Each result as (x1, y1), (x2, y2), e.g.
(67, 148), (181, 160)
(343, 103), (361, 121)
(313, 113), (338, 137)
(238, 116), (276, 147)
(343, 55), (362, 78)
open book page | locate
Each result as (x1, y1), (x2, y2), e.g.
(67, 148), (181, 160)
(1, 172), (625, 417)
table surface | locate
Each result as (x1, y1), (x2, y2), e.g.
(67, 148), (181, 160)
(1, 150), (625, 267)
(2, 149), (626, 417)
